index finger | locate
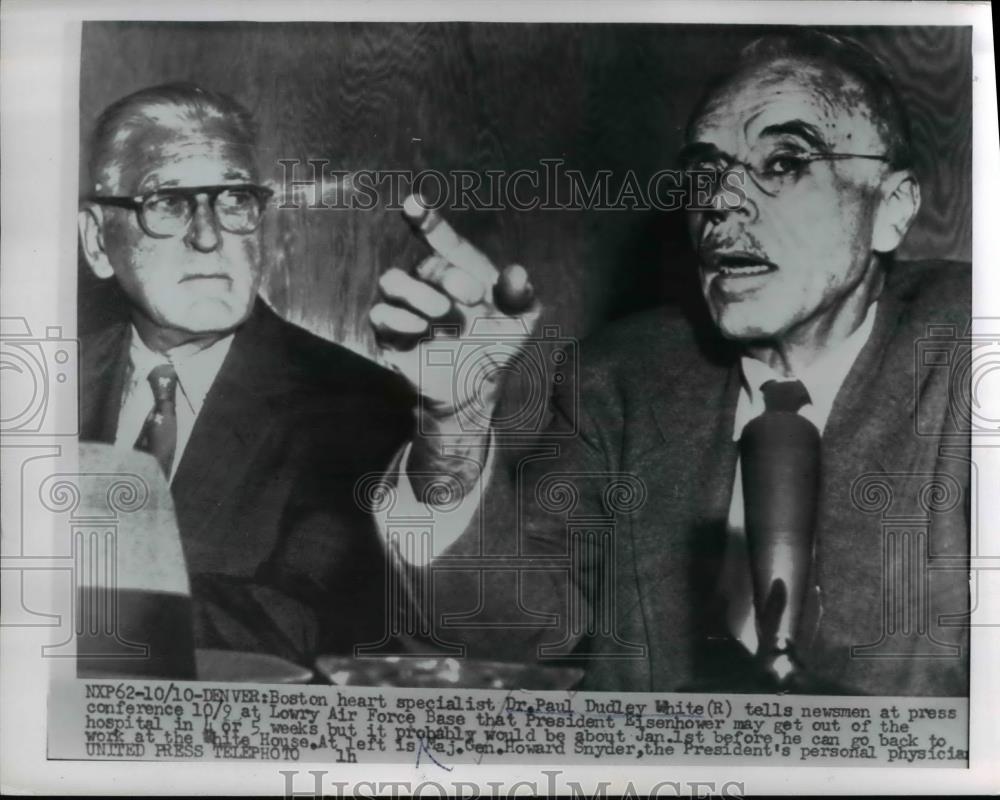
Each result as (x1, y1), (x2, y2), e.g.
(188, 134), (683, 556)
(403, 194), (499, 287)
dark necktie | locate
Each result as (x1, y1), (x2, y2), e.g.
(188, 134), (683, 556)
(760, 378), (811, 414)
(134, 364), (179, 477)
(739, 378), (820, 683)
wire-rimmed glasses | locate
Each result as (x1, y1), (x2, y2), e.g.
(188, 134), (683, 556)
(678, 147), (891, 200)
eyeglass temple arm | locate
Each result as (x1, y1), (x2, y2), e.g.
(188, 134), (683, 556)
(809, 152), (891, 162)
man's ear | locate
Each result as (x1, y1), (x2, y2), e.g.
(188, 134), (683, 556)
(872, 170), (921, 254)
(78, 205), (116, 279)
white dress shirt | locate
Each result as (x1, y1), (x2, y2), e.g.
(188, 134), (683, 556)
(721, 302), (878, 653)
(379, 435), (495, 565)
(114, 328), (234, 483)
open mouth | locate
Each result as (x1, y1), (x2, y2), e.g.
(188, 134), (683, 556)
(712, 253), (777, 277)
(180, 274), (232, 283)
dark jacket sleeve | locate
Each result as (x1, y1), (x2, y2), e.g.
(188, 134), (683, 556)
(184, 334), (418, 667)
(414, 338), (634, 665)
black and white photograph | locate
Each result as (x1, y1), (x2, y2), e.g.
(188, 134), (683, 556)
(73, 18), (973, 693)
(2, 0), (998, 795)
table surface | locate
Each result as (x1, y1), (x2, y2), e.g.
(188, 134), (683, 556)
(195, 649), (315, 684)
(314, 655), (585, 690)
(194, 650), (585, 689)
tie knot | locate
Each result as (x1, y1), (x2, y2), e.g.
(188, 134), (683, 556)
(147, 363), (178, 406)
(760, 379), (811, 414)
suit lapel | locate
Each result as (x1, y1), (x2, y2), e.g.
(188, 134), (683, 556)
(821, 281), (917, 550)
(631, 358), (741, 687)
(79, 322), (131, 443)
(824, 288), (914, 478)
(810, 279), (919, 683)
(170, 302), (290, 541)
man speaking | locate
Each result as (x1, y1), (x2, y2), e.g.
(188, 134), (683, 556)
(378, 30), (970, 695)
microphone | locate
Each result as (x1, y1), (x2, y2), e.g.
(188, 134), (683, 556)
(739, 409), (820, 684)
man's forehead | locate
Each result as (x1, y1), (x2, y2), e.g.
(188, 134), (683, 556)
(97, 117), (255, 194)
(688, 57), (881, 151)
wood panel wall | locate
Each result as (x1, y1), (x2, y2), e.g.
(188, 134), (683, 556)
(79, 22), (972, 351)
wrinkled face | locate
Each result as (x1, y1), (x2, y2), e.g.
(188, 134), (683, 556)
(95, 117), (263, 341)
(684, 57), (892, 343)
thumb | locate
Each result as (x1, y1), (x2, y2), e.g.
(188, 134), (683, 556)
(493, 264), (536, 316)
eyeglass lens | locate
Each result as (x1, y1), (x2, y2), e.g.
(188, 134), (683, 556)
(141, 187), (266, 236)
(683, 148), (813, 198)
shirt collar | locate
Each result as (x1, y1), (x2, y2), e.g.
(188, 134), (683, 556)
(733, 301), (878, 440)
(128, 326), (235, 413)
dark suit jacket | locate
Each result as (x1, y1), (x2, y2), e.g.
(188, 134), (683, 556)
(433, 259), (970, 696)
(80, 298), (416, 664)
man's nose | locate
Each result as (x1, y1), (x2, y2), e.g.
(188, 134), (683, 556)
(183, 195), (222, 253)
(704, 167), (757, 223)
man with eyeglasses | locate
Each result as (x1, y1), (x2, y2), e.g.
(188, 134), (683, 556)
(377, 30), (970, 694)
(78, 83), (417, 665)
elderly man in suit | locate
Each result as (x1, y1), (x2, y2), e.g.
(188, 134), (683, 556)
(376, 30), (970, 695)
(78, 83), (418, 665)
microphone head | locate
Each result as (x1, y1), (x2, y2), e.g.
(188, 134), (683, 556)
(739, 412), (821, 658)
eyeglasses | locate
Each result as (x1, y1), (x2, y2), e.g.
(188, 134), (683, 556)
(87, 184), (274, 238)
(679, 148), (891, 201)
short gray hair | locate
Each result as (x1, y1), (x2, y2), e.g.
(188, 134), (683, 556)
(88, 82), (258, 191)
(686, 29), (913, 170)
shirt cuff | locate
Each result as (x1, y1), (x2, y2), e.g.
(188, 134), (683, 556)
(373, 433), (495, 567)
